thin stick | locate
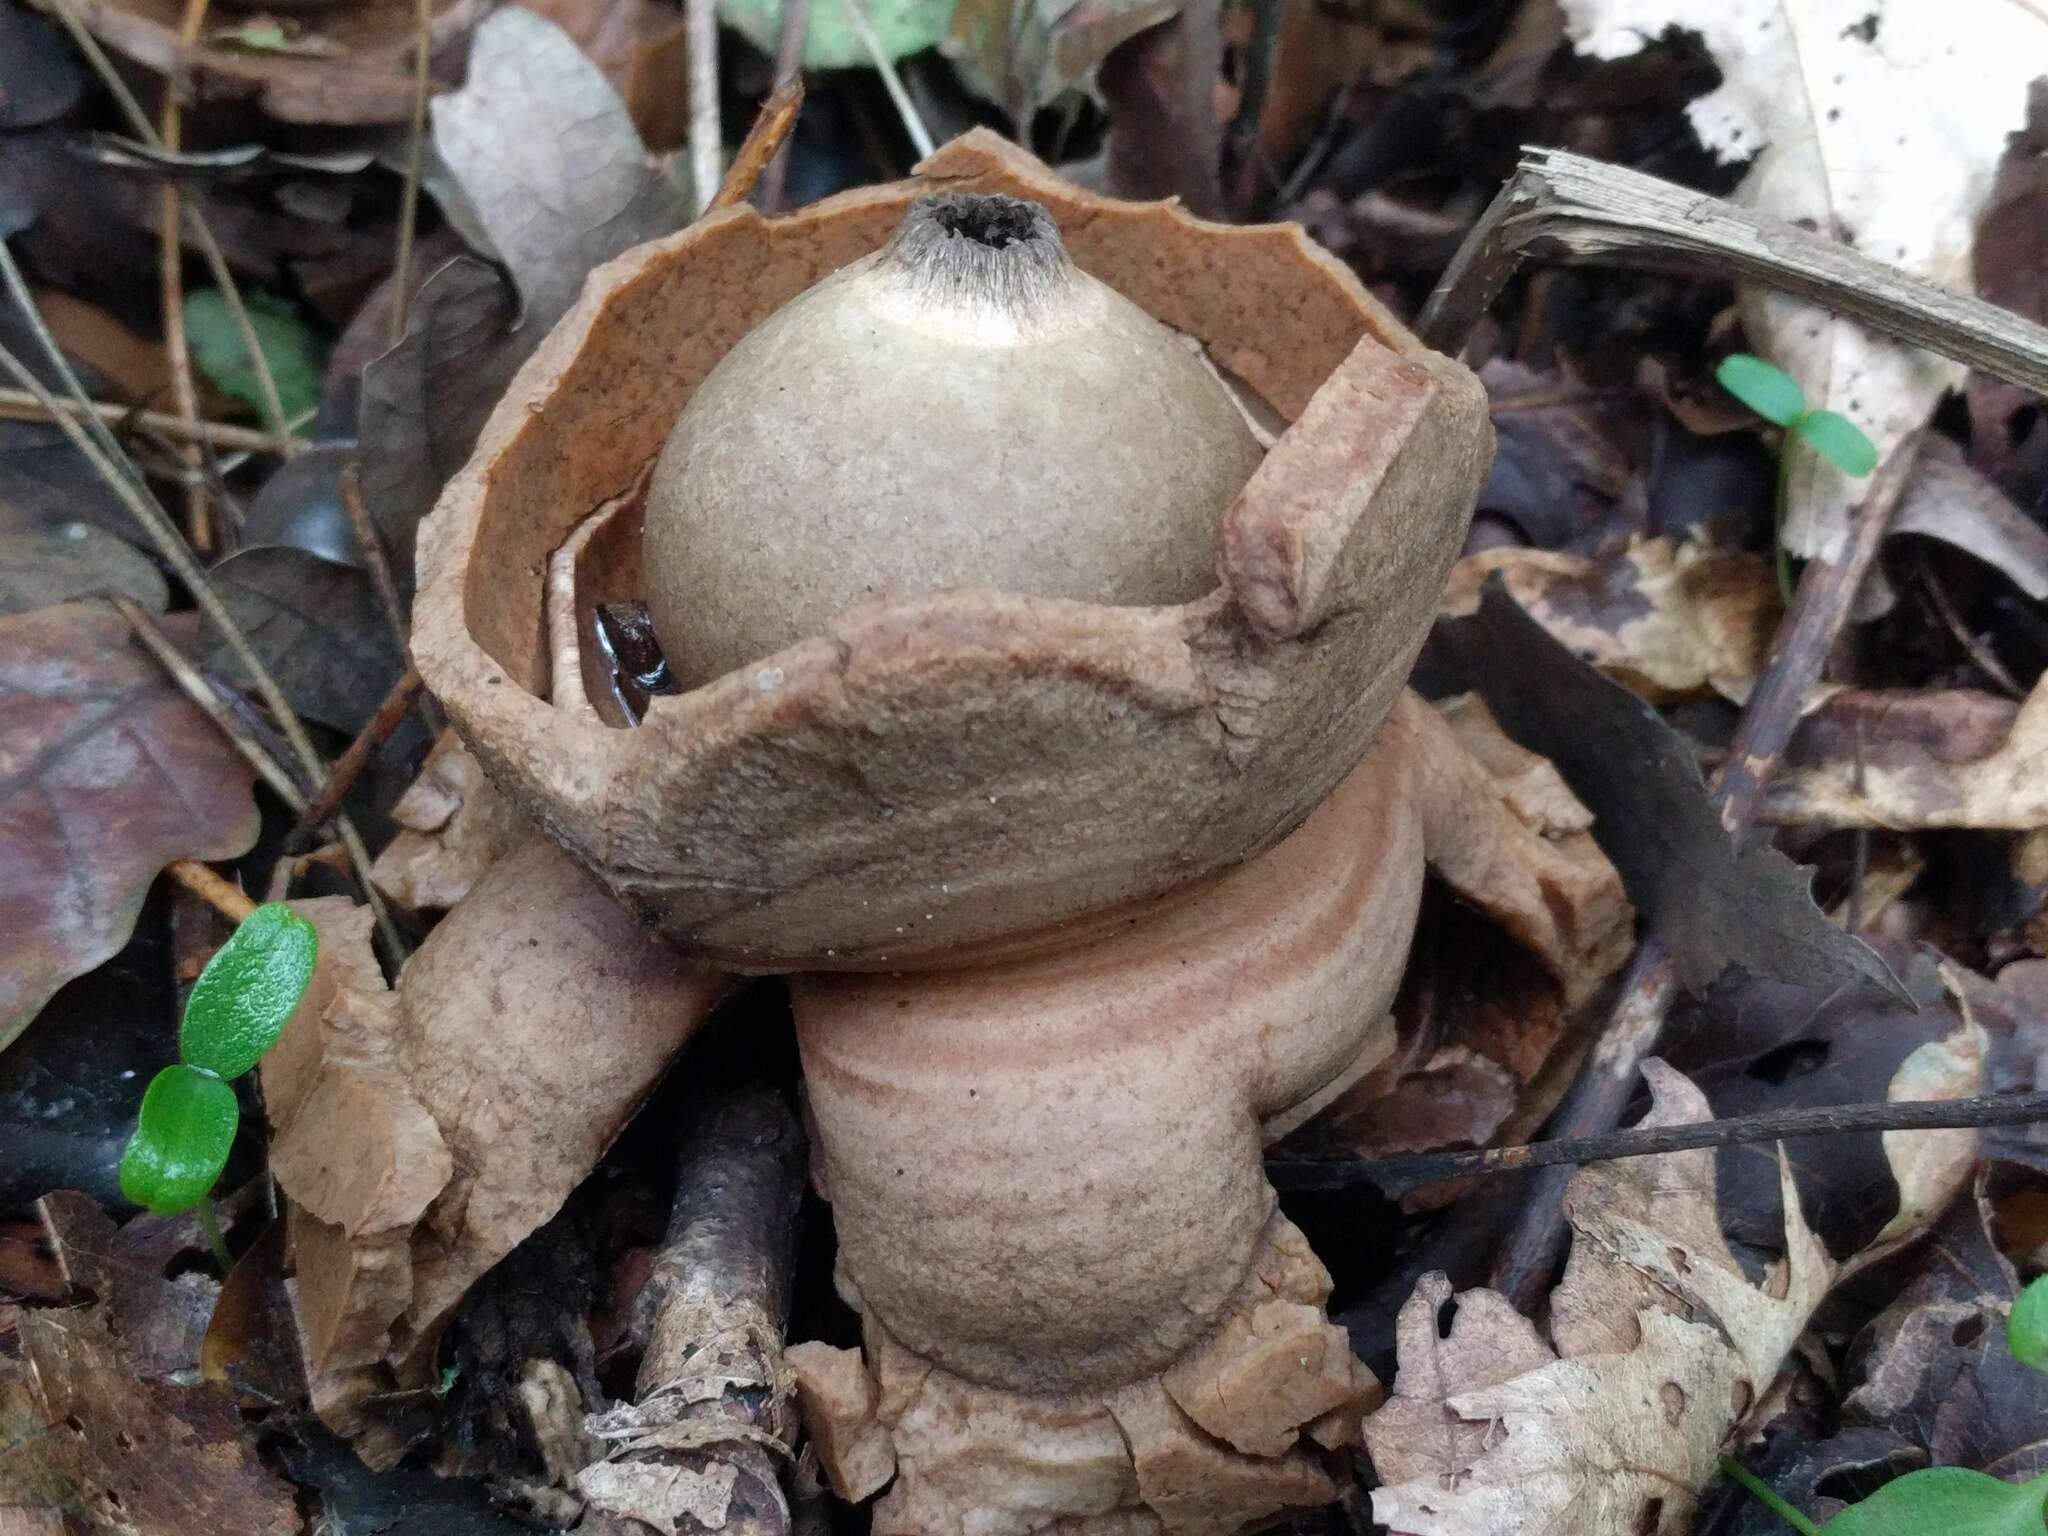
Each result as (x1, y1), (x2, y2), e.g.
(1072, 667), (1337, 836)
(43, 0), (290, 437)
(288, 668), (425, 847)
(1418, 148), (2048, 392)
(836, 0), (934, 160)
(0, 389), (302, 454)
(711, 76), (805, 213)
(1489, 436), (1920, 1310)
(760, 0), (810, 211)
(1272, 1090), (2048, 1197)
(685, 0), (722, 217)
(113, 596), (311, 806)
(166, 858), (259, 923)
(338, 463), (411, 658)
(390, 0), (433, 343)
(110, 595), (410, 958)
(160, 0), (213, 552)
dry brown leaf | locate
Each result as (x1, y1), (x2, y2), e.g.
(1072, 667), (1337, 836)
(42, 0), (488, 123)
(1767, 681), (2048, 830)
(1367, 1063), (1835, 1536)
(369, 729), (528, 919)
(16, 1302), (297, 1536)
(264, 841), (729, 1437)
(949, 0), (1181, 126)
(1859, 984), (1989, 1264)
(1362, 1273), (1553, 1488)
(1442, 536), (1780, 704)
(0, 603), (260, 1051)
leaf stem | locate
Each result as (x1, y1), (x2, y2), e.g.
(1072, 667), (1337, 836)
(197, 1196), (234, 1276)
(1719, 1456), (1823, 1536)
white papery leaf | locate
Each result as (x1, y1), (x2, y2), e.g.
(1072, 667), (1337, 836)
(1560, 0), (2048, 557)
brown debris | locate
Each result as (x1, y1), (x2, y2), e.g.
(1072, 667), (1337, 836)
(14, 1277), (298, 1536)
(369, 728), (529, 919)
(1767, 679), (2048, 830)
(37, 0), (489, 124)
(263, 843), (729, 1436)
(1442, 535), (1782, 704)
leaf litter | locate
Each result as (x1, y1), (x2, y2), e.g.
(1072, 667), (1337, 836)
(4, 0), (2048, 1533)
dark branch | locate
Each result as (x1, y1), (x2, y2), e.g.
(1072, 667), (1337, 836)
(1271, 1091), (2048, 1199)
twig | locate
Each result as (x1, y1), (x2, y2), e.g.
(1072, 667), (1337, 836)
(1272, 1090), (2048, 1197)
(390, 0), (433, 343)
(111, 595), (311, 806)
(1488, 436), (1921, 1310)
(1418, 149), (2048, 392)
(712, 76), (806, 213)
(1913, 551), (2025, 698)
(43, 0), (290, 438)
(760, 0), (810, 211)
(836, 0), (934, 160)
(101, 599), (408, 961)
(160, 0), (213, 551)
(338, 463), (411, 659)
(287, 668), (426, 849)
(1225, 0), (1284, 216)
(577, 1082), (805, 1536)
(166, 858), (258, 923)
(686, 0), (722, 217)
(0, 389), (303, 454)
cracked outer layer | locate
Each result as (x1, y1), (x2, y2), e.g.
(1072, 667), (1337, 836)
(782, 716), (1437, 1532)
(410, 130), (1491, 969)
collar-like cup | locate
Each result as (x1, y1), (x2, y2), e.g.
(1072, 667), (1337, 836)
(411, 131), (1493, 970)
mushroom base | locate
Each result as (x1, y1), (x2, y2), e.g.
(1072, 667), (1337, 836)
(789, 1211), (1377, 1536)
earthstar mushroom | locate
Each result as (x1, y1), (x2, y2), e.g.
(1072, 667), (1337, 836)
(295, 131), (1634, 1535)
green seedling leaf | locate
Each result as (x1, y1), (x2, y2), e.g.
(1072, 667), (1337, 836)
(119, 1064), (239, 1215)
(2010, 1275), (2048, 1371)
(183, 288), (327, 422)
(1716, 352), (1808, 427)
(1822, 1466), (2048, 1536)
(179, 902), (318, 1080)
(716, 0), (954, 69)
(1794, 409), (1881, 476)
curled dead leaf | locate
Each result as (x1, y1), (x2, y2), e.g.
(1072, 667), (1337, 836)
(263, 842), (728, 1438)
(1442, 536), (1781, 704)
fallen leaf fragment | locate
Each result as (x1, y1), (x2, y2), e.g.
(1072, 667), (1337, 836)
(1561, 0), (2047, 559)
(263, 842), (729, 1439)
(1768, 680), (2048, 830)
(1367, 1063), (1835, 1536)
(359, 7), (692, 591)
(369, 729), (529, 918)
(949, 0), (1180, 126)
(0, 603), (260, 1051)
(1428, 580), (1902, 1000)
(1442, 535), (1780, 703)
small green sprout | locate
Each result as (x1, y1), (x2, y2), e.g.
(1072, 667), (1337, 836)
(120, 903), (318, 1224)
(1714, 353), (1879, 476)
(1715, 353), (1880, 599)
(2009, 1273), (2048, 1371)
(1721, 1277), (2048, 1533)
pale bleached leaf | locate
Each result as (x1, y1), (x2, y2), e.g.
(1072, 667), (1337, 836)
(1560, 0), (2048, 557)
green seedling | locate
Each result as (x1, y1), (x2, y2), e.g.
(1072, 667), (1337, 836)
(1722, 1273), (2048, 1533)
(2009, 1273), (2048, 1371)
(1715, 352), (1880, 600)
(120, 903), (317, 1247)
